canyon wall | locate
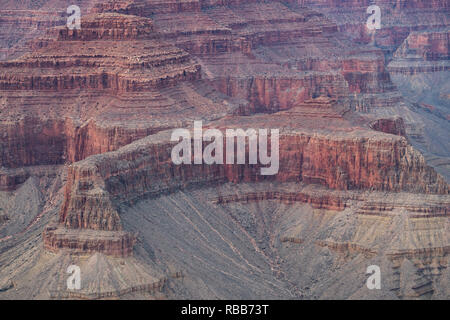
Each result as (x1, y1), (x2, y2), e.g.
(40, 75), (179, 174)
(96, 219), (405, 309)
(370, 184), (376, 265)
(300, 0), (449, 52)
(388, 29), (450, 74)
(0, 117), (159, 169)
(58, 128), (448, 234)
(0, 1), (447, 296)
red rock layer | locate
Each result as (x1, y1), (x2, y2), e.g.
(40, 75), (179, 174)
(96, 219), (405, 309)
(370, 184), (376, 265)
(0, 1), (446, 263)
(53, 12), (154, 41)
(401, 30), (450, 61)
(357, 202), (450, 218)
(388, 29), (450, 74)
(0, 10), (63, 60)
(59, 128), (448, 232)
(316, 240), (378, 257)
(209, 71), (348, 113)
(43, 224), (136, 257)
(387, 246), (450, 263)
(300, 0), (450, 49)
(0, 117), (159, 169)
(0, 12), (200, 93)
(49, 279), (166, 299)
(94, 0), (203, 15)
(0, 41), (201, 92)
(214, 191), (347, 211)
(370, 117), (406, 137)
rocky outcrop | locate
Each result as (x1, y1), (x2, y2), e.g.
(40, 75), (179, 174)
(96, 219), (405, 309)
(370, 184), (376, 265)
(400, 30), (449, 61)
(0, 44), (200, 92)
(58, 126), (448, 234)
(96, 1), (336, 56)
(0, 117), (159, 169)
(357, 201), (450, 218)
(49, 279), (165, 299)
(0, 12), (200, 93)
(370, 117), (406, 137)
(388, 29), (450, 74)
(94, 0), (202, 15)
(54, 12), (154, 41)
(342, 52), (395, 94)
(0, 0), (448, 299)
(0, 169), (31, 192)
(43, 224), (135, 257)
(214, 190), (347, 211)
(316, 240), (378, 257)
(209, 72), (348, 113)
(300, 0), (450, 51)
(0, 10), (63, 60)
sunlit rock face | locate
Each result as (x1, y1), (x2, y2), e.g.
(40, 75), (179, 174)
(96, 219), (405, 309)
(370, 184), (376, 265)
(0, 0), (448, 300)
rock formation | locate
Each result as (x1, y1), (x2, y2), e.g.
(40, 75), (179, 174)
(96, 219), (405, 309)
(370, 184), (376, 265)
(0, 0), (448, 299)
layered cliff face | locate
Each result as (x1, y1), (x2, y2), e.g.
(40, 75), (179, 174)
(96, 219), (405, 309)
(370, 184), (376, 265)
(0, 23), (201, 91)
(0, 1), (104, 60)
(388, 29), (450, 74)
(0, 11), (239, 183)
(301, 0), (449, 51)
(56, 123), (447, 235)
(387, 28), (450, 181)
(297, 0), (450, 183)
(0, 0), (449, 299)
(0, 10), (63, 61)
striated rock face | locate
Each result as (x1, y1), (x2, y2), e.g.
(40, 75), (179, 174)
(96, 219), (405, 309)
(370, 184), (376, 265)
(115, 183), (450, 299)
(0, 10), (237, 188)
(0, 41), (201, 92)
(386, 28), (450, 181)
(400, 30), (449, 61)
(93, 0), (203, 15)
(0, 1), (105, 60)
(296, 1), (450, 184)
(369, 117), (406, 137)
(391, 27), (450, 75)
(341, 52), (395, 94)
(0, 0), (449, 300)
(213, 190), (347, 211)
(388, 29), (450, 74)
(0, 213), (8, 225)
(300, 0), (450, 50)
(54, 12), (154, 41)
(43, 224), (135, 257)
(58, 125), (448, 234)
(0, 117), (160, 169)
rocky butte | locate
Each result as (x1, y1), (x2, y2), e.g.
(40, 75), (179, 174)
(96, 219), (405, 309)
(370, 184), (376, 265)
(0, 0), (449, 299)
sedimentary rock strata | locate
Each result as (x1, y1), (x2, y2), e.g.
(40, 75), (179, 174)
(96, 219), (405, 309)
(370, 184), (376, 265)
(43, 224), (136, 257)
(388, 29), (450, 74)
(0, 0), (448, 299)
(56, 121), (447, 243)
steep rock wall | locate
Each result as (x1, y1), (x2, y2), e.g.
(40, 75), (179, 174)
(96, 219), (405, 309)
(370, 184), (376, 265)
(59, 129), (448, 232)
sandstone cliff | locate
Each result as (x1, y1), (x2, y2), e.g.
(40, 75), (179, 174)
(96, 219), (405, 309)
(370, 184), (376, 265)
(0, 0), (448, 300)
(57, 126), (448, 235)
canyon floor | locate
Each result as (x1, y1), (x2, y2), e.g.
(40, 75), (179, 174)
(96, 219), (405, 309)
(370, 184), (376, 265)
(0, 0), (449, 299)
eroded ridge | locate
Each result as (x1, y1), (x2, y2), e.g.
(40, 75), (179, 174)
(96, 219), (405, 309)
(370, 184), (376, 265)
(0, 0), (449, 299)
